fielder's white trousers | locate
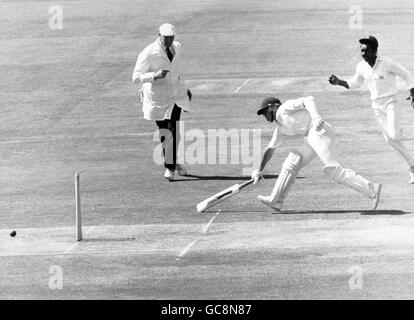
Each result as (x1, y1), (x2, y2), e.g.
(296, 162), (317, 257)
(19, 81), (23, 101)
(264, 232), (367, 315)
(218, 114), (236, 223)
(372, 97), (414, 170)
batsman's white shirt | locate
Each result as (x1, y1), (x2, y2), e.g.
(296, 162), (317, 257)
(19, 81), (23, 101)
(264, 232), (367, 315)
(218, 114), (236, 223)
(268, 96), (319, 149)
(132, 39), (190, 120)
(347, 56), (414, 103)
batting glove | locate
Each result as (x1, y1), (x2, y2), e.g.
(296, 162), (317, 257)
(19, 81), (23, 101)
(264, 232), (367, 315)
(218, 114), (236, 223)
(251, 169), (264, 185)
(312, 118), (325, 132)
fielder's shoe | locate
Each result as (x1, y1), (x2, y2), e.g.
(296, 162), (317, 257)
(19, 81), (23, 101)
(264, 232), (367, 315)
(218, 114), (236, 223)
(257, 195), (282, 213)
(409, 171), (414, 184)
(371, 183), (382, 210)
(164, 169), (174, 181)
(175, 164), (188, 176)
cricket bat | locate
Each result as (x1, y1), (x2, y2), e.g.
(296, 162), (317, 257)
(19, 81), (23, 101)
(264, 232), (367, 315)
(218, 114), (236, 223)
(196, 179), (255, 212)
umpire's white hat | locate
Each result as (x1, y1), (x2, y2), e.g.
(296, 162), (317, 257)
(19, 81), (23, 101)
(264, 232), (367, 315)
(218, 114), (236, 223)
(159, 23), (176, 36)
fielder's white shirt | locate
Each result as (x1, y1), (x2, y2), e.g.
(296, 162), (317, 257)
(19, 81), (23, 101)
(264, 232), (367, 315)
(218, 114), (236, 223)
(268, 96), (319, 149)
(347, 56), (414, 101)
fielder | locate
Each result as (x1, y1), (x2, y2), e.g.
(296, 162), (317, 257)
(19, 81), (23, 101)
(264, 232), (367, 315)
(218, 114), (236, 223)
(251, 96), (381, 212)
(328, 35), (414, 183)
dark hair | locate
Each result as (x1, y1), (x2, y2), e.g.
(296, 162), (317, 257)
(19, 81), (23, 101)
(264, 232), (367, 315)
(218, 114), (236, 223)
(359, 36), (378, 51)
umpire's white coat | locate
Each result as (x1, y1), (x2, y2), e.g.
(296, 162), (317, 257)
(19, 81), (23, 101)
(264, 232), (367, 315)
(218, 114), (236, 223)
(132, 38), (190, 120)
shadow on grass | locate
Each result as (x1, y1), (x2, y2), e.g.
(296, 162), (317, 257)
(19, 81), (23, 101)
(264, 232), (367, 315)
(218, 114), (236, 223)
(200, 210), (270, 213)
(215, 209), (409, 215)
(81, 237), (136, 242)
(288, 209), (409, 215)
(360, 210), (410, 216)
(172, 174), (306, 182)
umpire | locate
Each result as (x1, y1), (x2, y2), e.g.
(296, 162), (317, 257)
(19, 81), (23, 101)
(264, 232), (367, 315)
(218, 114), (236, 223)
(132, 23), (192, 180)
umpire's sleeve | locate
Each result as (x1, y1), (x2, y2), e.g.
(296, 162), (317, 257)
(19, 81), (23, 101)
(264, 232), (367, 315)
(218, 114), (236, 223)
(132, 51), (155, 84)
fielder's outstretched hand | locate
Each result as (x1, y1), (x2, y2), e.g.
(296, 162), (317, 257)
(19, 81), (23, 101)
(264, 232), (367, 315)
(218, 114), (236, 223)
(251, 169), (264, 185)
(328, 74), (340, 85)
(409, 88), (414, 108)
(407, 96), (414, 109)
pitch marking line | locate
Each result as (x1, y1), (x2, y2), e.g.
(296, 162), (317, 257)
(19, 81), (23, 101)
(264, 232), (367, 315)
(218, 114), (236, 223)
(234, 79), (250, 94)
(3, 248), (179, 258)
(63, 226), (95, 255)
(176, 239), (199, 261)
(202, 210), (221, 233)
(176, 210), (221, 261)
(63, 243), (78, 255)
(86, 226), (95, 236)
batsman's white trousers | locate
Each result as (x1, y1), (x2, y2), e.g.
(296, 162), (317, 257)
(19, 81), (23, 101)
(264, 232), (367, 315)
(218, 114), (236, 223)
(268, 122), (376, 204)
(299, 123), (375, 198)
(372, 97), (414, 169)
(296, 122), (340, 168)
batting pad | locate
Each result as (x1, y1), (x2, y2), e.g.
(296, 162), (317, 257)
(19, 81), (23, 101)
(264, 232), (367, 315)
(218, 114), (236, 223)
(323, 166), (374, 198)
(269, 151), (302, 205)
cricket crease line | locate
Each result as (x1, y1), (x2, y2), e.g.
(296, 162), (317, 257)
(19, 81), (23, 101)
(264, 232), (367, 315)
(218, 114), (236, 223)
(177, 239), (199, 259)
(2, 248), (179, 258)
(234, 78), (250, 93)
(63, 242), (78, 255)
(62, 226), (95, 255)
(85, 226), (95, 236)
(202, 210), (221, 233)
(0, 126), (280, 145)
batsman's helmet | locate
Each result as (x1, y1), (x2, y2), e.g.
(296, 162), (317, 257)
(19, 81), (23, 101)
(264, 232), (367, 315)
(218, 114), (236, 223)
(257, 96), (281, 115)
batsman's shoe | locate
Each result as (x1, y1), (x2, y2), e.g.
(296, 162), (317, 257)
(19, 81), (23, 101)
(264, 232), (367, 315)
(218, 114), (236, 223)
(371, 183), (382, 210)
(409, 171), (414, 184)
(175, 164), (188, 176)
(257, 195), (282, 213)
(164, 169), (174, 181)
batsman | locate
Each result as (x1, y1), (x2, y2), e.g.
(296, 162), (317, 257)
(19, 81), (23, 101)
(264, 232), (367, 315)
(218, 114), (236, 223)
(251, 95), (382, 212)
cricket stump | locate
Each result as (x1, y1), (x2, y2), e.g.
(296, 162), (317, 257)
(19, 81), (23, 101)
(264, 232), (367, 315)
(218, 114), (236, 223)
(75, 172), (82, 241)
